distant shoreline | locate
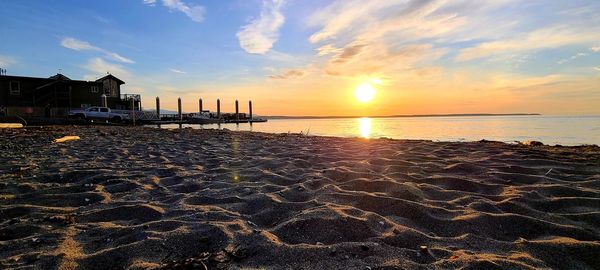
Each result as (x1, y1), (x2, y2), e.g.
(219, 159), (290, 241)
(266, 113), (541, 120)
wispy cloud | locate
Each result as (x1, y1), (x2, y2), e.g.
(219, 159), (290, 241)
(61, 37), (135, 64)
(61, 37), (100, 51)
(594, 67), (600, 71)
(83, 57), (131, 80)
(302, 0), (600, 80)
(316, 44), (342, 56)
(237, 0), (285, 54)
(169, 68), (186, 74)
(104, 52), (135, 64)
(0, 55), (16, 68)
(305, 0), (512, 77)
(591, 46), (600, 52)
(557, 52), (588, 64)
(456, 25), (600, 62)
(144, 0), (205, 22)
(269, 69), (306, 79)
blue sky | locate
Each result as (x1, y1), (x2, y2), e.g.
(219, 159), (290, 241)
(1, 0), (599, 115)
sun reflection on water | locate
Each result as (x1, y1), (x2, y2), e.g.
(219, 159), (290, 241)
(358, 117), (372, 138)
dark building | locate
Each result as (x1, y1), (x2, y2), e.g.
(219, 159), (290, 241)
(0, 73), (141, 117)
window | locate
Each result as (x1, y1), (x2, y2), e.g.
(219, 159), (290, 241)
(91, 86), (99, 93)
(10, 81), (20, 95)
(88, 108), (99, 112)
(100, 108), (109, 112)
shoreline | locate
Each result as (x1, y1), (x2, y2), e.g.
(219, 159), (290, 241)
(1, 126), (599, 269)
(151, 124), (600, 147)
(266, 113), (541, 120)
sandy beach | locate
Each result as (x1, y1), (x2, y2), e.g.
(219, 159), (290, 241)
(1, 126), (599, 269)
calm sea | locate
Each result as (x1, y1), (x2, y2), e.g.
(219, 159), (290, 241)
(160, 115), (600, 146)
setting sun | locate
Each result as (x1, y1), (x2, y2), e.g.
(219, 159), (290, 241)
(355, 83), (376, 103)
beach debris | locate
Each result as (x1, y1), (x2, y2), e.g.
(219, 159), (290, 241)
(53, 135), (80, 143)
(222, 246), (251, 261)
(516, 237), (529, 244)
(316, 242), (324, 246)
(0, 194), (16, 200)
(419, 245), (428, 253)
(523, 140), (543, 146)
(157, 248), (250, 270)
(360, 244), (369, 251)
(544, 168), (553, 176)
(43, 215), (71, 226)
(0, 123), (23, 128)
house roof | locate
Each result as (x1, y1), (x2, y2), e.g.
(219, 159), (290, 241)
(48, 73), (71, 80)
(96, 74), (125, 85)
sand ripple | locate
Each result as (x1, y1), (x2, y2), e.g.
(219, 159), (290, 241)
(1, 126), (599, 269)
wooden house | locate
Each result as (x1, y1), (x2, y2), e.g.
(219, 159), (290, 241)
(0, 73), (141, 117)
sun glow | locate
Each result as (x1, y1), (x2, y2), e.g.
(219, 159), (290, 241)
(355, 83), (376, 103)
(358, 117), (372, 138)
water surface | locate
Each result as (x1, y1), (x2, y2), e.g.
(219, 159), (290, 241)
(159, 115), (600, 146)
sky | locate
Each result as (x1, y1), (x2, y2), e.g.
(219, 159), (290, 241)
(1, 0), (599, 116)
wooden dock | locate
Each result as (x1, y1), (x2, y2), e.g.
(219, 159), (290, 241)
(147, 97), (267, 125)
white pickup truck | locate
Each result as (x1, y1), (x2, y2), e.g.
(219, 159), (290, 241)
(68, 107), (130, 122)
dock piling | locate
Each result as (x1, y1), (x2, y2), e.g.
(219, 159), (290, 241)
(199, 98), (203, 113)
(249, 100), (253, 121)
(217, 99), (221, 119)
(156, 97), (160, 119)
(235, 100), (239, 121)
(177, 97), (182, 121)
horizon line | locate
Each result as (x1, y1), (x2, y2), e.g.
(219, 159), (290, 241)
(265, 113), (541, 119)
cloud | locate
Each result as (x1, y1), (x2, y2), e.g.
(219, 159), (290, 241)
(594, 67), (600, 71)
(456, 25), (600, 62)
(302, 0), (600, 80)
(84, 57), (131, 80)
(324, 43), (446, 77)
(144, 0), (205, 22)
(0, 55), (16, 68)
(269, 69), (306, 79)
(237, 0), (285, 54)
(592, 46), (600, 52)
(316, 44), (342, 56)
(332, 44), (366, 63)
(304, 0), (512, 77)
(104, 52), (135, 64)
(557, 52), (588, 64)
(169, 68), (187, 74)
(61, 37), (100, 51)
(61, 37), (135, 64)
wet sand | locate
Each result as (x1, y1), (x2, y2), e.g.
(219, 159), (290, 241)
(0, 126), (599, 269)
